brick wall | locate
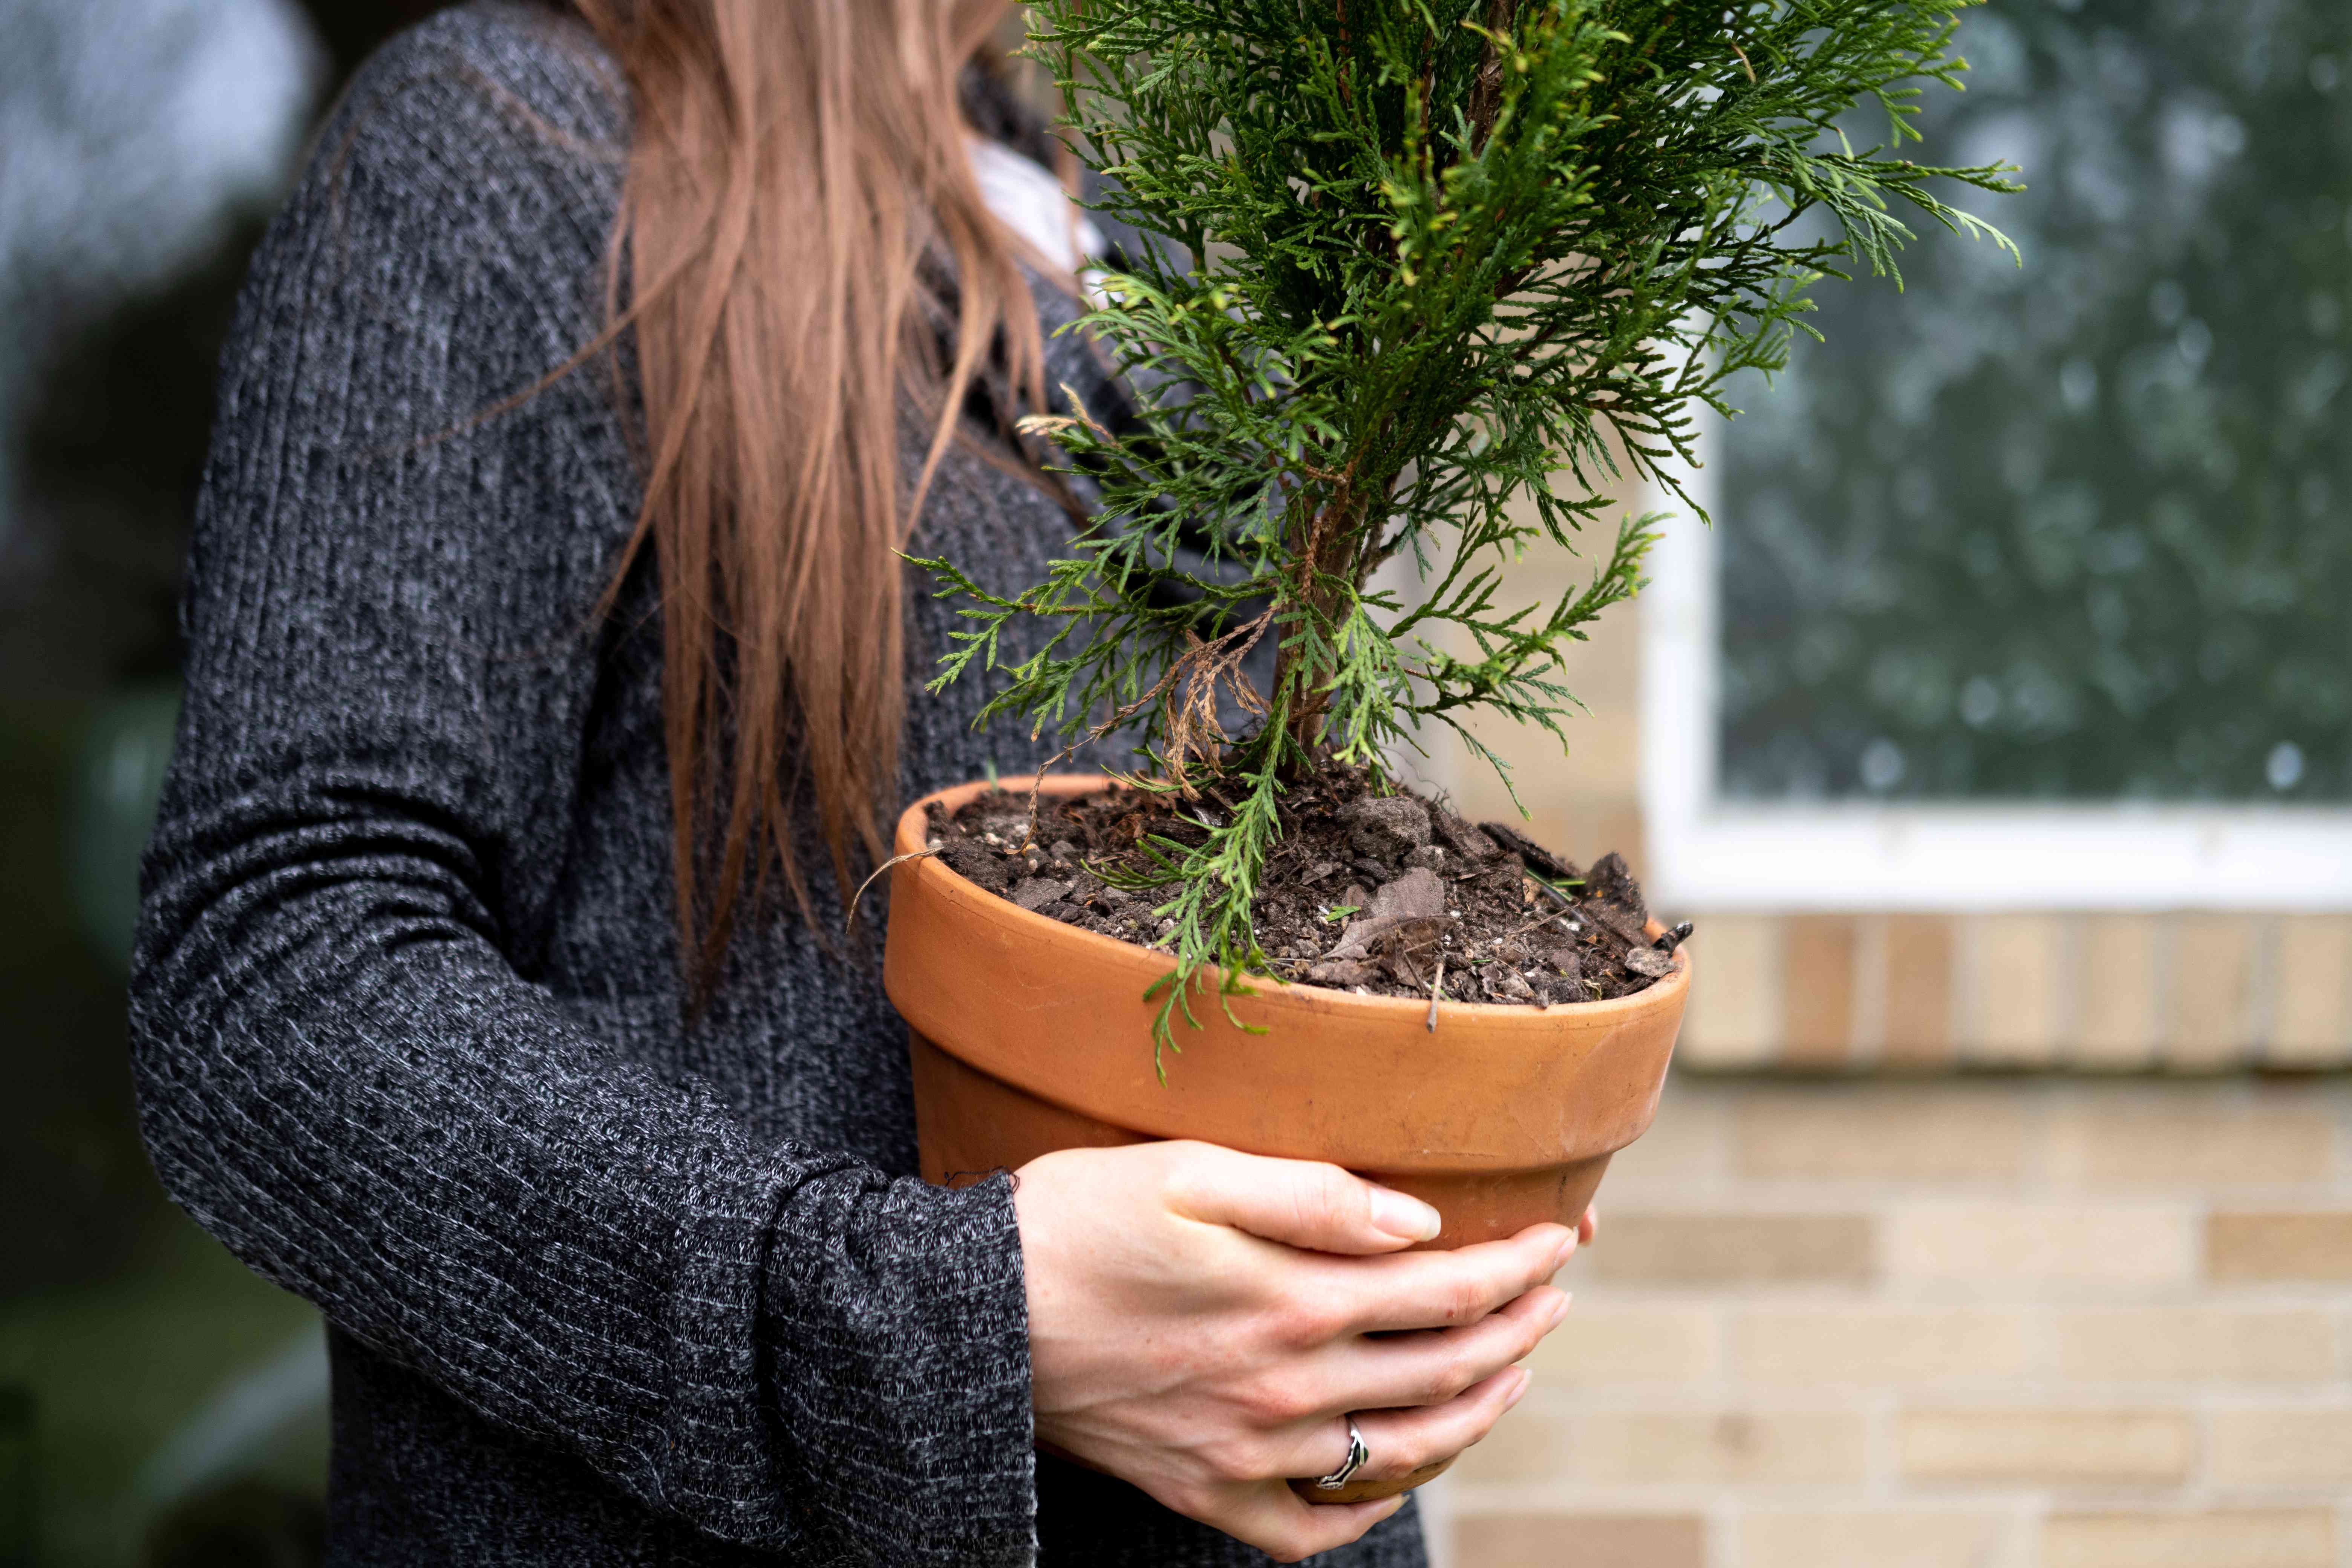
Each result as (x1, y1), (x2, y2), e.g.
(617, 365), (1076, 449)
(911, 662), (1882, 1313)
(1677, 913), (2352, 1072)
(1431, 1077), (2352, 1568)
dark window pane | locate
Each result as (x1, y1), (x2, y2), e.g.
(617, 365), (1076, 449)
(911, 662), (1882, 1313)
(1715, 0), (2352, 802)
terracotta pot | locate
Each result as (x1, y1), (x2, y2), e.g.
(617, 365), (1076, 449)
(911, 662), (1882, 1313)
(884, 775), (1690, 1503)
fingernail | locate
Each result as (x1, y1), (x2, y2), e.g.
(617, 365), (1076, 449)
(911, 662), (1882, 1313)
(1552, 1233), (1578, 1270)
(1545, 1292), (1572, 1330)
(1504, 1367), (1532, 1410)
(1369, 1186), (1442, 1242)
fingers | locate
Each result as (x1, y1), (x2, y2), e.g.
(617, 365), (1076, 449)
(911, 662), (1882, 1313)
(1213, 1489), (1406, 1563)
(1580, 1204), (1600, 1245)
(1316, 1221), (1577, 1334)
(1348, 1364), (1531, 1483)
(1262, 1361), (1533, 1505)
(1162, 1142), (1443, 1255)
(1314, 1284), (1569, 1416)
(1169, 1363), (1532, 1562)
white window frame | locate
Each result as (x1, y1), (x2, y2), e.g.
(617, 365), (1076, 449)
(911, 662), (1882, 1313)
(1639, 424), (2352, 912)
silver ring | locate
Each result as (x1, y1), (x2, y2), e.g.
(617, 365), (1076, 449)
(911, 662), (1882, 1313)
(1313, 1416), (1371, 1491)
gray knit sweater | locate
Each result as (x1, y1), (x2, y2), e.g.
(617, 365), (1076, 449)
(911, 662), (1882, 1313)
(128, 6), (1425, 1566)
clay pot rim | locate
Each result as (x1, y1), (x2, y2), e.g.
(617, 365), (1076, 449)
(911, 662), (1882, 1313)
(894, 772), (1687, 1025)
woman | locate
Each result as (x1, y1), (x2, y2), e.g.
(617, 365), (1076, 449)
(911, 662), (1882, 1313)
(129, 3), (1584, 1563)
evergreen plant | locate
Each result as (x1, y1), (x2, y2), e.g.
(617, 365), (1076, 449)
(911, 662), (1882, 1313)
(915, 0), (2018, 1052)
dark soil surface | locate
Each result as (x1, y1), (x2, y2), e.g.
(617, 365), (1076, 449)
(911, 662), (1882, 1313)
(924, 771), (1686, 1007)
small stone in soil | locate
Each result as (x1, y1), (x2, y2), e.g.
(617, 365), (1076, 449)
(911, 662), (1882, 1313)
(1588, 902), (1649, 948)
(929, 771), (1672, 1009)
(1011, 877), (1071, 912)
(1306, 959), (1384, 988)
(1432, 807), (1498, 861)
(1325, 912), (1450, 963)
(1340, 795), (1432, 862)
(1369, 867), (1447, 921)
(1584, 852), (1647, 923)
(1488, 968), (1536, 1003)
(1624, 946), (1677, 979)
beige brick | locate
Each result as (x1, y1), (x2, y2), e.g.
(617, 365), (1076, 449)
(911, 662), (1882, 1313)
(2077, 916), (2162, 1069)
(2208, 1213), (2352, 1280)
(2166, 914), (2257, 1069)
(1589, 1089), (1727, 1199)
(1784, 916), (1859, 1067)
(1553, 716), (1646, 797)
(1525, 1306), (1715, 1384)
(1591, 1214), (1874, 1285)
(2210, 1410), (2352, 1485)
(2043, 1510), (2335, 1568)
(1732, 1089), (2028, 1184)
(1454, 1410), (1571, 1483)
(2271, 916), (2352, 1067)
(1897, 1410), (2194, 1484)
(1677, 914), (1781, 1069)
(1740, 1510), (2008, 1568)
(2056, 1309), (2340, 1381)
(1731, 1307), (2035, 1385)
(1971, 914), (2068, 1067)
(1886, 1205), (2193, 1284)
(2060, 1101), (2335, 1189)
(1568, 1411), (1869, 1484)
(1882, 915), (1957, 1067)
(1455, 1513), (1705, 1568)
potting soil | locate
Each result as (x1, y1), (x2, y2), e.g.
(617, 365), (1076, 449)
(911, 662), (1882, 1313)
(923, 772), (1682, 1007)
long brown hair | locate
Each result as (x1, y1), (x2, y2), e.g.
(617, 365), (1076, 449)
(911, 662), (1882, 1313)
(565, 0), (1054, 983)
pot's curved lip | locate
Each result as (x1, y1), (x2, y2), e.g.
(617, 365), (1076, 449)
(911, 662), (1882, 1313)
(892, 773), (1689, 1024)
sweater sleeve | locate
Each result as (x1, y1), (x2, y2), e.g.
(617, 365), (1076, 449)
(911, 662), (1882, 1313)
(127, 30), (1036, 1565)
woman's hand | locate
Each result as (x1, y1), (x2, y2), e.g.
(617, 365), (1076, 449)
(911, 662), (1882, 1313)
(1013, 1140), (1586, 1562)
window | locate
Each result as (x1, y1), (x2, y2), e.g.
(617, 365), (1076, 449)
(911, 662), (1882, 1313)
(1645, 0), (2352, 909)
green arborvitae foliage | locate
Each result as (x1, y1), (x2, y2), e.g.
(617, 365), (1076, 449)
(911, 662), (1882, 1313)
(913, 0), (2018, 1059)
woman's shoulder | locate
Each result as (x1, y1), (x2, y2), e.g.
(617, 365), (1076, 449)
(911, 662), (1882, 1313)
(304, 2), (629, 248)
(352, 2), (628, 133)
(210, 4), (636, 492)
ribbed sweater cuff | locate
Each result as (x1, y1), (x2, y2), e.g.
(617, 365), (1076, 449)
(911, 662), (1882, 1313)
(757, 1164), (1038, 1566)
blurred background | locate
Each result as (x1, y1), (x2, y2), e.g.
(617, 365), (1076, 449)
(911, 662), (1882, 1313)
(2, 5), (447, 1565)
(1, 1), (2345, 1566)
